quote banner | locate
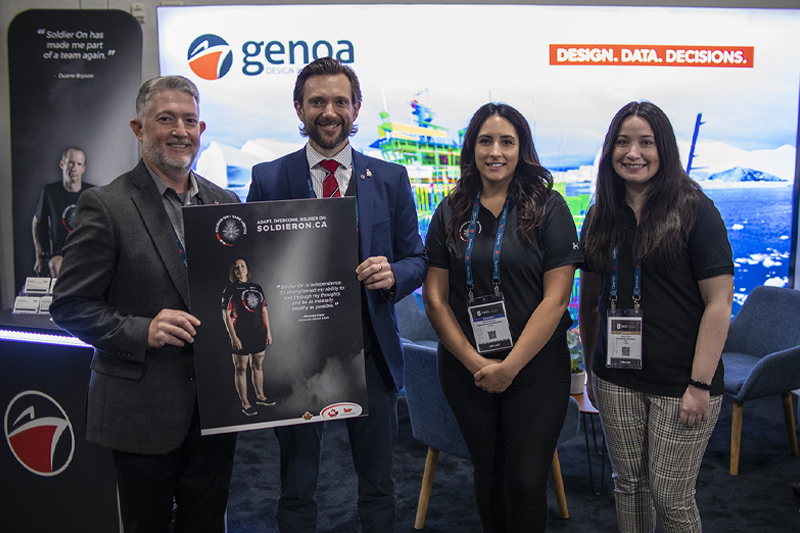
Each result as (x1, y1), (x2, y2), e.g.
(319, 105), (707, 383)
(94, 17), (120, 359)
(9, 9), (142, 295)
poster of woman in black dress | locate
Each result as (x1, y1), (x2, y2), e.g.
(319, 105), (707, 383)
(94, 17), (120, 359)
(221, 258), (274, 417)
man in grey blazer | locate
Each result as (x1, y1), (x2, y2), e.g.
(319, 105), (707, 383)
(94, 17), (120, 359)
(50, 76), (239, 533)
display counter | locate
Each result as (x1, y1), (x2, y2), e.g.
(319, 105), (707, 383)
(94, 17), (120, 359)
(0, 309), (120, 532)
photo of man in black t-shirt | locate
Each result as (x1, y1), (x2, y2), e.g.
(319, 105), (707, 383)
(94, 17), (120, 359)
(32, 146), (94, 277)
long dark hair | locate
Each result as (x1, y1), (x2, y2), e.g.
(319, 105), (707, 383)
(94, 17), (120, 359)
(446, 103), (553, 248)
(582, 101), (701, 272)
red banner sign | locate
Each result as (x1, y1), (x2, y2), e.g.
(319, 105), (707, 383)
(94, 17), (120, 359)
(550, 45), (754, 67)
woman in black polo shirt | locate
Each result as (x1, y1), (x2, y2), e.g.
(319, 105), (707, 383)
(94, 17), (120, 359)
(423, 103), (582, 532)
(221, 257), (273, 416)
(579, 101), (734, 532)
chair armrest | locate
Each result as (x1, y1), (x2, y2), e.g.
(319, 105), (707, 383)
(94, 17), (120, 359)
(734, 345), (800, 402)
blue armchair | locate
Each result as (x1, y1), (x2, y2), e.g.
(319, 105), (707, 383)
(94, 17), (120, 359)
(721, 285), (800, 475)
(403, 341), (580, 528)
(395, 292), (438, 348)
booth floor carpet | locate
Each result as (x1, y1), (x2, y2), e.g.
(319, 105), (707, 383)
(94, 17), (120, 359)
(227, 395), (800, 532)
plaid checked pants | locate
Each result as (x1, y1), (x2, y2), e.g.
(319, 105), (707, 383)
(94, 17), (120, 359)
(593, 374), (721, 533)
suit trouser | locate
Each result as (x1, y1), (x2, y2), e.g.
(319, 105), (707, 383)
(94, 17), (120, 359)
(274, 352), (398, 533)
(111, 405), (238, 533)
(593, 374), (721, 533)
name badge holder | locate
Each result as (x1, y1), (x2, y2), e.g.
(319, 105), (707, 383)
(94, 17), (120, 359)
(465, 192), (514, 355)
(606, 246), (643, 369)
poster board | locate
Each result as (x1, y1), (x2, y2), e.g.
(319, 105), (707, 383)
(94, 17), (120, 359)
(183, 198), (367, 435)
(9, 9), (142, 293)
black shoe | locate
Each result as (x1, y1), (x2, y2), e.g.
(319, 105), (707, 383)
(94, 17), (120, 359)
(791, 482), (800, 497)
(242, 406), (258, 416)
(256, 399), (276, 406)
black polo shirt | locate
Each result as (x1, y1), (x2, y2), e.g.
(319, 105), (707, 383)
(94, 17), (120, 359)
(426, 190), (583, 362)
(581, 192), (734, 397)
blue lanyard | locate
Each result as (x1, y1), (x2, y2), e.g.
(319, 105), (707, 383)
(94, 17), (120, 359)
(610, 245), (641, 312)
(465, 191), (511, 300)
(306, 170), (316, 199)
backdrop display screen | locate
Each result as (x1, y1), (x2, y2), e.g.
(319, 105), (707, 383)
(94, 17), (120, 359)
(157, 5), (800, 316)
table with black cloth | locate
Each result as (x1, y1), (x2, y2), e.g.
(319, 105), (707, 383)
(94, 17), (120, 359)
(0, 309), (119, 532)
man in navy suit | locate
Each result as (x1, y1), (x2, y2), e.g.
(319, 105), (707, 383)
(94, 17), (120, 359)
(247, 57), (427, 533)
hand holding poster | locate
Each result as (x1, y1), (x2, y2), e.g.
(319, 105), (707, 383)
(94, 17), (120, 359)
(183, 198), (367, 435)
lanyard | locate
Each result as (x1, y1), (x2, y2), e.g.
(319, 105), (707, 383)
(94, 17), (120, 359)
(306, 169), (316, 199)
(465, 191), (511, 301)
(174, 195), (203, 271)
(610, 245), (641, 313)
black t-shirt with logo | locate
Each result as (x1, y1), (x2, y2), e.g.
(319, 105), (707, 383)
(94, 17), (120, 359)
(221, 281), (267, 333)
(35, 181), (94, 255)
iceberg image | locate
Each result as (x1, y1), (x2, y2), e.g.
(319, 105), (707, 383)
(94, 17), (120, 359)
(196, 139), (305, 197)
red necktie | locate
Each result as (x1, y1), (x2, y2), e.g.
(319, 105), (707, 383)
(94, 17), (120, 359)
(320, 159), (340, 198)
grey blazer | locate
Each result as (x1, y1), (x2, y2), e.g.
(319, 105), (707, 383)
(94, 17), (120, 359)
(50, 160), (240, 454)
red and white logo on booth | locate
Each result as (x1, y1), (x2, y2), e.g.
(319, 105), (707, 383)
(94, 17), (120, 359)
(4, 391), (75, 476)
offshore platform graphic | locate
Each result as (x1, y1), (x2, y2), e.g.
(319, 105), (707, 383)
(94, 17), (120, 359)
(369, 100), (464, 238)
(370, 99), (592, 318)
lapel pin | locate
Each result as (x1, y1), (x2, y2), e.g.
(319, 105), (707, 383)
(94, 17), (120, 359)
(366, 169), (373, 178)
(360, 174), (366, 180)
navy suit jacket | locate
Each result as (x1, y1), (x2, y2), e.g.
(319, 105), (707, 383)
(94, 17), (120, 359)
(248, 147), (427, 390)
(51, 160), (240, 454)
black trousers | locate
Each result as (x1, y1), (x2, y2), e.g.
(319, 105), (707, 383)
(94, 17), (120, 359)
(438, 344), (570, 533)
(111, 406), (238, 533)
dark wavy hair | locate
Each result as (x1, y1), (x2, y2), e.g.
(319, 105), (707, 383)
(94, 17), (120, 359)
(582, 101), (701, 273)
(229, 257), (251, 283)
(446, 103), (553, 248)
(293, 57), (361, 137)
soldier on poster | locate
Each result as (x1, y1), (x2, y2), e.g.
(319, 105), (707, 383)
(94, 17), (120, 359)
(182, 195), (368, 435)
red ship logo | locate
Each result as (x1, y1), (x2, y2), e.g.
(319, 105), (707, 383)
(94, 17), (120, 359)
(4, 391), (75, 476)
